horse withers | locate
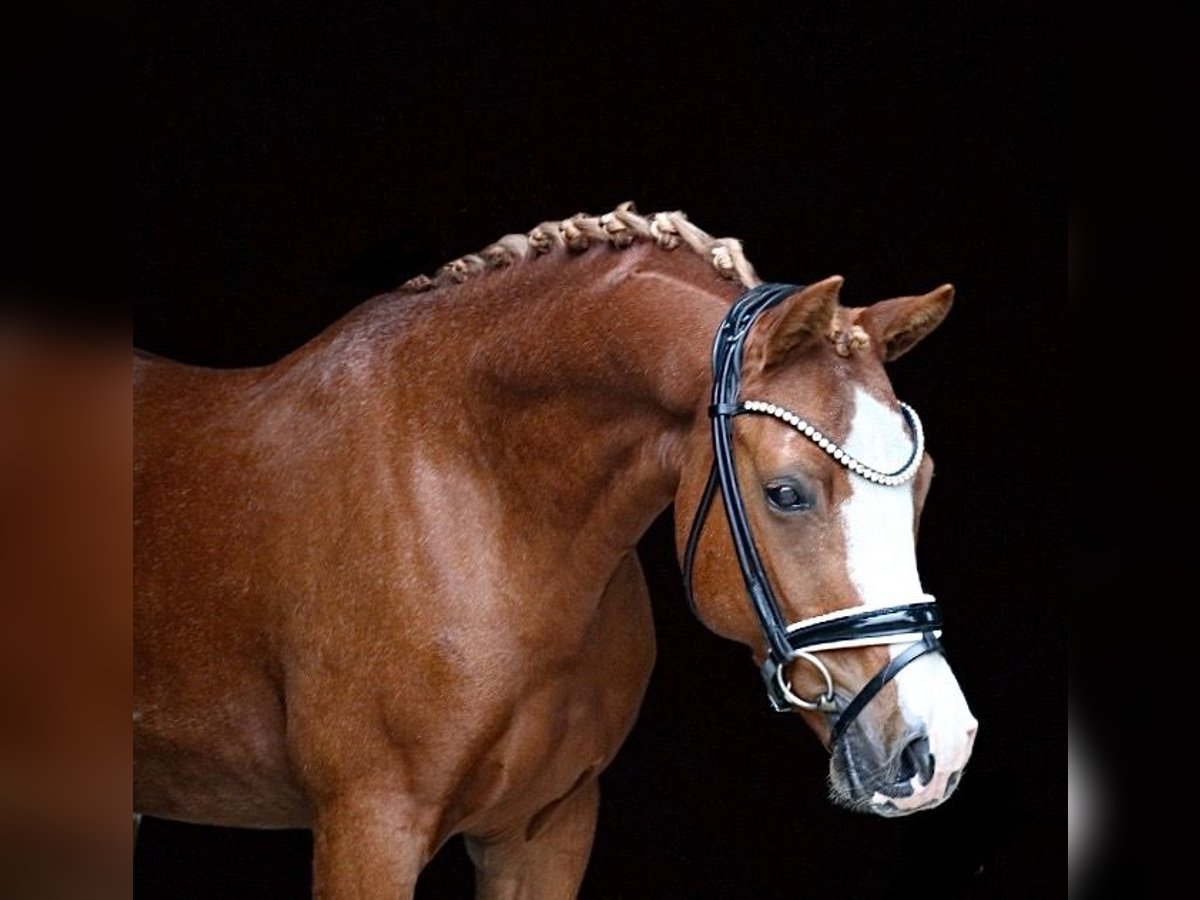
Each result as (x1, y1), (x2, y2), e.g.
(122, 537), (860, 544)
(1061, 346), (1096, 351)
(134, 203), (977, 897)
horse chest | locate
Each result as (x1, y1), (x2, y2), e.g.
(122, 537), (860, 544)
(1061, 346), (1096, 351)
(446, 556), (656, 833)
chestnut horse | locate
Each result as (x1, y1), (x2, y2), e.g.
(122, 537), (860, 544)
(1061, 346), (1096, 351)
(134, 203), (978, 897)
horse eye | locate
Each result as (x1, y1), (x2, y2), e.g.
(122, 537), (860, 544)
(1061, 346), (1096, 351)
(765, 481), (813, 512)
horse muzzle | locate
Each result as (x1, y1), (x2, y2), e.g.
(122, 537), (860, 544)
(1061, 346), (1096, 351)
(828, 676), (978, 817)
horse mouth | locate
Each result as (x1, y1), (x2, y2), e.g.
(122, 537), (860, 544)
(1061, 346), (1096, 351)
(828, 740), (963, 818)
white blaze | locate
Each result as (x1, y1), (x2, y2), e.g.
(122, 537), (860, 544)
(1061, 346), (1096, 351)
(839, 388), (978, 808)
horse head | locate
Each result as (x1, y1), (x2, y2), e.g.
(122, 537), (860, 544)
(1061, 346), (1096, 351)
(677, 275), (977, 816)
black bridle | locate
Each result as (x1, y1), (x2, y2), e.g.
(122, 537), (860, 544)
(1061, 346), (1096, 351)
(681, 283), (944, 747)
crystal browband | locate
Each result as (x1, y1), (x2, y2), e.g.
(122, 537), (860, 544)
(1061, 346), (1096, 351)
(739, 399), (924, 486)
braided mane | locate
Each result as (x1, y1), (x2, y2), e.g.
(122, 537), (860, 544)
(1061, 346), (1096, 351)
(400, 201), (762, 292)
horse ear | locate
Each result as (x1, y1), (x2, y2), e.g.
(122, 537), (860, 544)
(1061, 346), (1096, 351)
(747, 276), (843, 370)
(857, 284), (954, 362)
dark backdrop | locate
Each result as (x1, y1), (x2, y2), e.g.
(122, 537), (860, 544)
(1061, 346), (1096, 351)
(132, 3), (1064, 897)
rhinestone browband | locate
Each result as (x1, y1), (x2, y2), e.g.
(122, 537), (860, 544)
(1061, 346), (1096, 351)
(739, 400), (924, 486)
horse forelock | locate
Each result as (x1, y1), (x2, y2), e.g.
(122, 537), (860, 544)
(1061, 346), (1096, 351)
(828, 309), (871, 359)
(399, 201), (762, 293)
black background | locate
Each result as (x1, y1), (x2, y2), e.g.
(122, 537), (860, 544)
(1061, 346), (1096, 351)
(128, 3), (1064, 897)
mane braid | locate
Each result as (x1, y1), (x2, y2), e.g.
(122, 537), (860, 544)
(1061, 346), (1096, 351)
(399, 201), (761, 292)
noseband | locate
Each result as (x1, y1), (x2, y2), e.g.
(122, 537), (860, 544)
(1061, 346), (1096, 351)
(682, 283), (944, 747)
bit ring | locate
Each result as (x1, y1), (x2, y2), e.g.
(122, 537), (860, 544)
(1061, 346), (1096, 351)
(776, 650), (837, 711)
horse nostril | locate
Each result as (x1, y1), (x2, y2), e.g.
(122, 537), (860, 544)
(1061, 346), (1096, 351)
(895, 735), (935, 786)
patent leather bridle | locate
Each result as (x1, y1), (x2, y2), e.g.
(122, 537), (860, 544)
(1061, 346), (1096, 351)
(681, 283), (944, 747)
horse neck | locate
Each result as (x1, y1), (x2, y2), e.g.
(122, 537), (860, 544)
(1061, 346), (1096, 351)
(391, 245), (734, 583)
